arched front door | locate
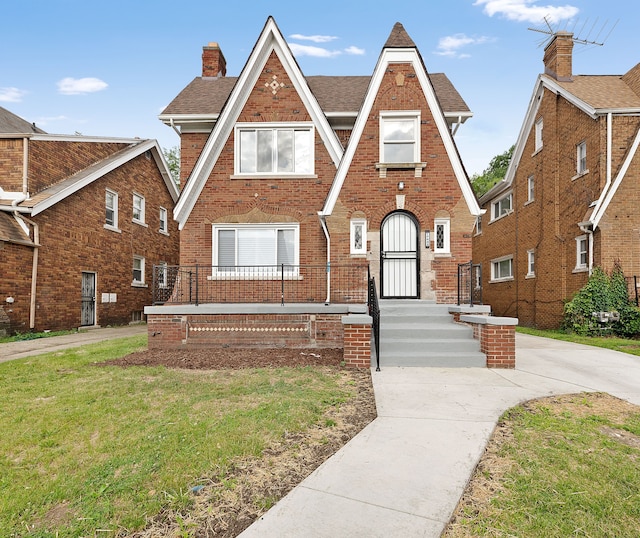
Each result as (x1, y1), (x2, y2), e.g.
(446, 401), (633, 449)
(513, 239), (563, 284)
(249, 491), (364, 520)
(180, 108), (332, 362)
(380, 211), (419, 298)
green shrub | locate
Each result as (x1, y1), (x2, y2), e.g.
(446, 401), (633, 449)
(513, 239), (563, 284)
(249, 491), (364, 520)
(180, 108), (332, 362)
(563, 263), (640, 337)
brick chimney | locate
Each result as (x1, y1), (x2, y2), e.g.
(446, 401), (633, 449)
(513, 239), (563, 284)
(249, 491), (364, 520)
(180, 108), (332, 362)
(202, 42), (227, 77)
(543, 32), (574, 81)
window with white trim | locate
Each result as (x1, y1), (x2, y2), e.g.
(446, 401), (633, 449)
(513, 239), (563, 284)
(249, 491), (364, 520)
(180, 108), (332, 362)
(575, 235), (588, 271)
(213, 224), (299, 276)
(350, 219), (367, 255)
(434, 218), (450, 254)
(132, 255), (145, 285)
(475, 216), (482, 235)
(577, 141), (587, 174)
(491, 256), (513, 282)
(380, 112), (420, 163)
(105, 189), (118, 229)
(527, 249), (535, 277)
(133, 193), (145, 224)
(159, 207), (168, 234)
(534, 118), (543, 152)
(492, 192), (512, 220)
(235, 124), (314, 175)
(527, 175), (534, 203)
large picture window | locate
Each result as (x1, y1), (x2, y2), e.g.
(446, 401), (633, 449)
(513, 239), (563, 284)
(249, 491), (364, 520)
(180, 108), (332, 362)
(380, 112), (420, 163)
(213, 224), (299, 276)
(236, 124), (313, 175)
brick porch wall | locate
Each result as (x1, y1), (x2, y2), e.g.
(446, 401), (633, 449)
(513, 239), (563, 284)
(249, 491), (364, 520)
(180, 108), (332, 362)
(458, 312), (518, 369)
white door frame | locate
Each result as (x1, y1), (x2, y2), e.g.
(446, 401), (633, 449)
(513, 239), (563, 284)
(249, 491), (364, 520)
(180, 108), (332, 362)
(380, 211), (420, 298)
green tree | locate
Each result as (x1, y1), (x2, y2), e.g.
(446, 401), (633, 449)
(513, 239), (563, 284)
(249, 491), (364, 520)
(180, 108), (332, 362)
(162, 146), (180, 187)
(470, 145), (514, 197)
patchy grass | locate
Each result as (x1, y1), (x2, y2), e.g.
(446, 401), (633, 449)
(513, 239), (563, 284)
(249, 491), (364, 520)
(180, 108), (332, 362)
(0, 336), (364, 537)
(444, 392), (640, 537)
(517, 326), (640, 357)
(0, 329), (78, 344)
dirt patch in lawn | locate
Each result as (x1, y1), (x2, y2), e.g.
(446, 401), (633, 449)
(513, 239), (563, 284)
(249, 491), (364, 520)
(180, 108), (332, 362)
(104, 347), (376, 537)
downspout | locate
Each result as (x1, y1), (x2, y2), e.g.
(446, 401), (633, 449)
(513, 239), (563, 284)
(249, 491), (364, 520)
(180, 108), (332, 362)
(169, 118), (181, 137)
(318, 212), (331, 305)
(12, 199), (39, 330)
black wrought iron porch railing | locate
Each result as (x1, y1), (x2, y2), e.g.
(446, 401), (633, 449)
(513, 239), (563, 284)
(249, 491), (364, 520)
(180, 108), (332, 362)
(152, 264), (369, 306)
(457, 261), (482, 306)
(368, 266), (381, 371)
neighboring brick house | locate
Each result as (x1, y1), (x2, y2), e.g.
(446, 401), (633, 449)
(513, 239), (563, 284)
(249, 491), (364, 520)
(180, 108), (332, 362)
(0, 106), (180, 334)
(474, 32), (640, 329)
(147, 17), (481, 354)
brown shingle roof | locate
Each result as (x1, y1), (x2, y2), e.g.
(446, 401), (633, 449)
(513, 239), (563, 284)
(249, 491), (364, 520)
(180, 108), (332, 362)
(162, 73), (470, 117)
(0, 212), (34, 245)
(0, 106), (46, 134)
(384, 22), (417, 49)
(552, 74), (640, 110)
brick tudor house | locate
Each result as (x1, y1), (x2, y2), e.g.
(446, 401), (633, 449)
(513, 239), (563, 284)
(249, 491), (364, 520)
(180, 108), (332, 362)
(0, 106), (180, 334)
(474, 32), (640, 329)
(145, 17), (507, 365)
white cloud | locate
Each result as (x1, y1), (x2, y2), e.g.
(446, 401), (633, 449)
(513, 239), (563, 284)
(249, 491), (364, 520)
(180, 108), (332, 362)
(0, 87), (27, 103)
(474, 0), (579, 24)
(57, 77), (108, 95)
(35, 115), (69, 126)
(344, 46), (365, 56)
(289, 43), (343, 58)
(435, 34), (493, 58)
(289, 33), (338, 43)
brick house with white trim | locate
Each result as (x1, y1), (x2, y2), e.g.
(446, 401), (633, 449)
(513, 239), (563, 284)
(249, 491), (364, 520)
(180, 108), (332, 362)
(474, 32), (640, 329)
(146, 17), (481, 359)
(0, 106), (180, 334)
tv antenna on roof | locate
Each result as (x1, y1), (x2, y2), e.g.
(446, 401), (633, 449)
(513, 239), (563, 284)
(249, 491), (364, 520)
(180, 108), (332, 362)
(528, 16), (618, 49)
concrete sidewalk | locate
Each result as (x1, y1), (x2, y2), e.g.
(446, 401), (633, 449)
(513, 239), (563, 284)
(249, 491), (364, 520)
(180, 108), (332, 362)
(239, 333), (640, 537)
(0, 324), (147, 363)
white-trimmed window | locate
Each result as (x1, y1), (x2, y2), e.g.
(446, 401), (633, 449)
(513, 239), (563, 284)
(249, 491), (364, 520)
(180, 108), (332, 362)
(577, 141), (587, 175)
(575, 235), (588, 271)
(380, 111), (420, 163)
(213, 224), (299, 276)
(534, 118), (543, 152)
(475, 216), (482, 235)
(132, 255), (145, 285)
(527, 249), (535, 277)
(492, 192), (512, 220)
(491, 255), (513, 282)
(434, 218), (450, 254)
(235, 123), (314, 175)
(105, 189), (118, 229)
(350, 219), (367, 255)
(527, 175), (534, 203)
(133, 193), (145, 224)
(159, 207), (168, 234)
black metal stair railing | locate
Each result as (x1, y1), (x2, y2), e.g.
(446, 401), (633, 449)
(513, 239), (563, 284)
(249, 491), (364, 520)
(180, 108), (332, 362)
(368, 266), (381, 371)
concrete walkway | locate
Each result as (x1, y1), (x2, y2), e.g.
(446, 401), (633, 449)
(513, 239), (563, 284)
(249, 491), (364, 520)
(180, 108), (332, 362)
(0, 324), (146, 363)
(239, 333), (640, 537)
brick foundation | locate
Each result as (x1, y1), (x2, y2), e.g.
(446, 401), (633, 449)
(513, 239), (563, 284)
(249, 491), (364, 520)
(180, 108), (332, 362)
(459, 314), (518, 368)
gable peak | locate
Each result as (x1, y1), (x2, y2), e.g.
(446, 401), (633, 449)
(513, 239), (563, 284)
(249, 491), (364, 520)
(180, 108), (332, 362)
(384, 22), (416, 49)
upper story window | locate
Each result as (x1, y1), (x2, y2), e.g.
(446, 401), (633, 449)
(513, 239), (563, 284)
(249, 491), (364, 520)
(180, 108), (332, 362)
(133, 193), (145, 224)
(527, 249), (535, 277)
(350, 219), (367, 255)
(434, 218), (450, 254)
(575, 235), (588, 272)
(475, 215), (482, 235)
(576, 141), (587, 175)
(491, 192), (512, 221)
(380, 112), (420, 163)
(235, 123), (314, 175)
(534, 118), (543, 152)
(105, 189), (119, 230)
(527, 175), (534, 203)
(159, 207), (168, 234)
(213, 224), (299, 277)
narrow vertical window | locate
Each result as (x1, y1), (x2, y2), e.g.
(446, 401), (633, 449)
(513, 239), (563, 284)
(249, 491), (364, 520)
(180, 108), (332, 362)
(527, 176), (534, 203)
(133, 193), (145, 223)
(575, 235), (588, 271)
(577, 141), (587, 174)
(475, 216), (482, 235)
(527, 249), (535, 277)
(132, 256), (145, 285)
(534, 118), (543, 152)
(350, 219), (367, 255)
(159, 207), (168, 234)
(434, 218), (450, 254)
(105, 189), (118, 229)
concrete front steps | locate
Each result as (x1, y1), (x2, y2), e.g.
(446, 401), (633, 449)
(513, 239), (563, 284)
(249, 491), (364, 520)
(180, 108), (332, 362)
(376, 300), (486, 367)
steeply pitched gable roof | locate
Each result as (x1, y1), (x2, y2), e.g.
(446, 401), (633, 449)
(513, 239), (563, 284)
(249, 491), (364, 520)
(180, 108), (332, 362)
(173, 16), (344, 229)
(0, 106), (46, 134)
(321, 22), (480, 217)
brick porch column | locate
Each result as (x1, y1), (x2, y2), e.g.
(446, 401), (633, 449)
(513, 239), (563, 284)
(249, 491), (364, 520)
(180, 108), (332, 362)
(342, 314), (372, 368)
(460, 315), (518, 369)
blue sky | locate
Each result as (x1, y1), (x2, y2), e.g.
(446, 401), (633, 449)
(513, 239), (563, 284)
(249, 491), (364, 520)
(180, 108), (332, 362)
(1, 0), (636, 176)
